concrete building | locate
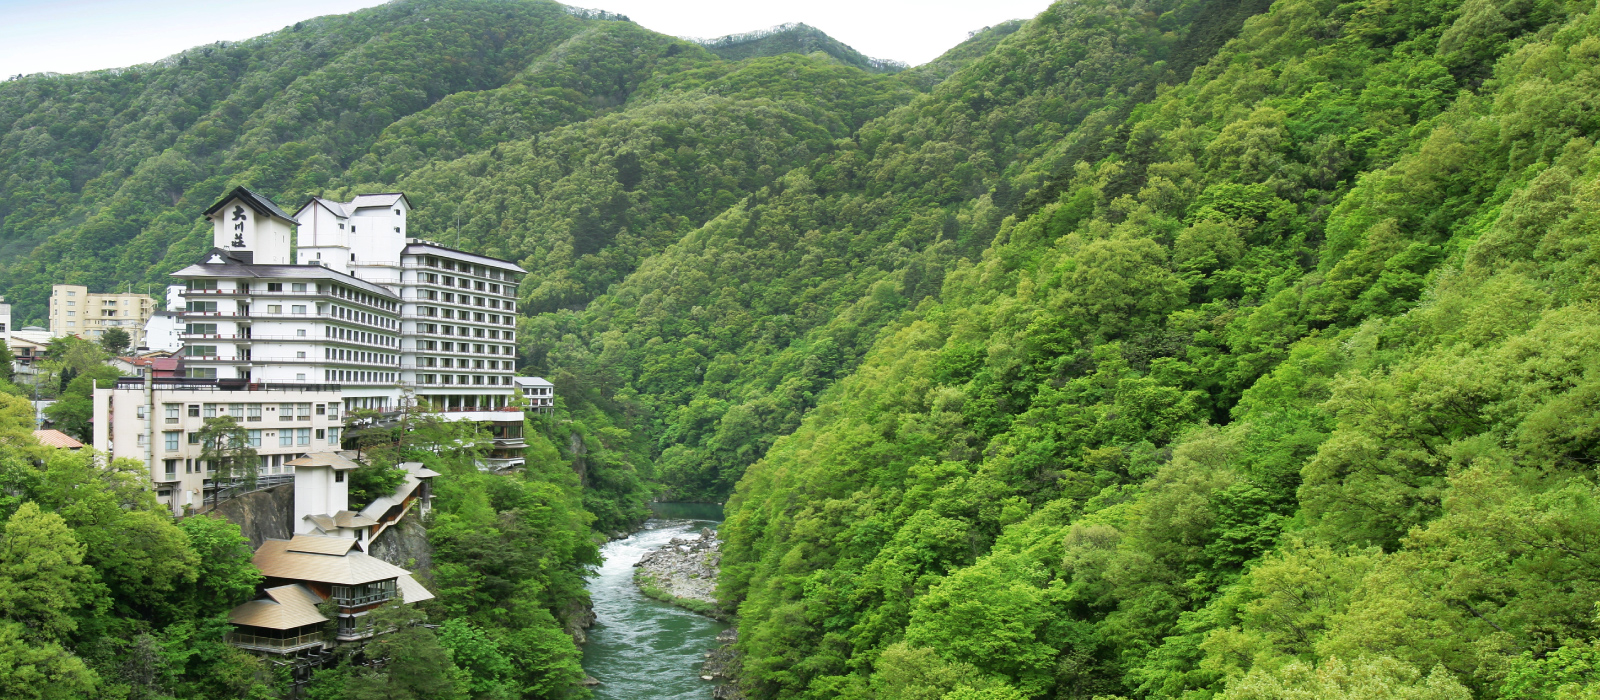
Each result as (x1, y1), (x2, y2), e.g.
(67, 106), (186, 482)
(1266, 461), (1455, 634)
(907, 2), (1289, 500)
(93, 377), (345, 513)
(49, 284), (156, 347)
(0, 296), (10, 335)
(143, 310), (184, 352)
(513, 376), (555, 412)
(93, 186), (530, 503)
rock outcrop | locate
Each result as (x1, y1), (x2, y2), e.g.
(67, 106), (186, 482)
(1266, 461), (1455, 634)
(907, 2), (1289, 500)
(633, 527), (721, 616)
(209, 482), (294, 548)
(368, 512), (433, 580)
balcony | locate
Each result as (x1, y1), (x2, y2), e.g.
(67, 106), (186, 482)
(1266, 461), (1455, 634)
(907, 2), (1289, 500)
(226, 630), (327, 653)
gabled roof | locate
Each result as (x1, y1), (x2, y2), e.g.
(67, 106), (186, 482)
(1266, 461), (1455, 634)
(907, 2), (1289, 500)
(33, 430), (83, 449)
(287, 452), (363, 470)
(347, 193), (410, 211)
(204, 186), (298, 223)
(295, 197), (349, 219)
(285, 534), (361, 556)
(334, 511), (380, 528)
(514, 376), (554, 388)
(228, 584), (328, 630)
(253, 538), (411, 585)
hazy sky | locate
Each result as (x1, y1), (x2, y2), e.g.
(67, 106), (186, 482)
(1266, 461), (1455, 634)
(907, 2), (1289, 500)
(0, 0), (1055, 78)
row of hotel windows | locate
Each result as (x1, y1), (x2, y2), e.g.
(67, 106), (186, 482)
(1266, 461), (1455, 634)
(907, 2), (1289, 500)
(158, 402), (336, 422)
(186, 280), (397, 312)
(414, 323), (513, 340)
(415, 271), (517, 296)
(412, 307), (514, 325)
(325, 370), (397, 382)
(161, 453), (311, 478)
(154, 427), (340, 452)
(416, 340), (515, 355)
(328, 325), (395, 346)
(415, 374), (515, 386)
(419, 256), (516, 279)
(324, 348), (397, 364)
(415, 290), (515, 311)
(415, 357), (512, 370)
(333, 304), (394, 328)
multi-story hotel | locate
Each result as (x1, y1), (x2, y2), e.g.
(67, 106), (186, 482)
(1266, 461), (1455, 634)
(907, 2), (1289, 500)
(94, 187), (532, 513)
(49, 284), (157, 347)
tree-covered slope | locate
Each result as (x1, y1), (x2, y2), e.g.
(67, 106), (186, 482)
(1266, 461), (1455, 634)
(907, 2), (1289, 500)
(695, 23), (907, 74)
(716, 0), (1600, 697)
(532, 0), (1276, 500)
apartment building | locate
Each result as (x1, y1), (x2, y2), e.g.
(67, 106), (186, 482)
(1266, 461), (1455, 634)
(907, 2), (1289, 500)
(49, 284), (156, 346)
(93, 187), (531, 504)
(92, 380), (346, 513)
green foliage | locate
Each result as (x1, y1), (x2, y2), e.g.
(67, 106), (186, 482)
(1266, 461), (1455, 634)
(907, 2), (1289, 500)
(98, 328), (131, 355)
(0, 443), (271, 699)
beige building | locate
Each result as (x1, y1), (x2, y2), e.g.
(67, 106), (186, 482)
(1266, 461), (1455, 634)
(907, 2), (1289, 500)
(92, 377), (345, 514)
(49, 285), (156, 347)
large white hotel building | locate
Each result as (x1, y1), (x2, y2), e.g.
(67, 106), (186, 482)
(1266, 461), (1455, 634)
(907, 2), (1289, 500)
(94, 188), (531, 513)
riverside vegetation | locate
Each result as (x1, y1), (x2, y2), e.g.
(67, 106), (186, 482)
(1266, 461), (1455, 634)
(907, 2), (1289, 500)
(3, 0), (1600, 697)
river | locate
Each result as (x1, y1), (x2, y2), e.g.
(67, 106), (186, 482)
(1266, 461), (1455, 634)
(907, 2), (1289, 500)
(580, 503), (730, 699)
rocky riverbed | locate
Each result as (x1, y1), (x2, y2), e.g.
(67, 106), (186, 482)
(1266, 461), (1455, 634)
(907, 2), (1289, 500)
(632, 527), (723, 616)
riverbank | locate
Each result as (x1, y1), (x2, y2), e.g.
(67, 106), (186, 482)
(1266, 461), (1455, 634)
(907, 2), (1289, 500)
(581, 511), (731, 700)
(633, 527), (727, 619)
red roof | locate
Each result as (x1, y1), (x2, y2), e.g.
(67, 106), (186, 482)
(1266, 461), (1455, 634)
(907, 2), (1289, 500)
(33, 430), (84, 449)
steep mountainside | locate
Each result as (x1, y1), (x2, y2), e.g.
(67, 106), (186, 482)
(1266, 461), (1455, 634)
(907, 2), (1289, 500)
(717, 0), (1600, 697)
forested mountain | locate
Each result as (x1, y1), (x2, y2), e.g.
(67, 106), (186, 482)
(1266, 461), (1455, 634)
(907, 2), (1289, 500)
(6, 0), (1600, 697)
(694, 23), (907, 74)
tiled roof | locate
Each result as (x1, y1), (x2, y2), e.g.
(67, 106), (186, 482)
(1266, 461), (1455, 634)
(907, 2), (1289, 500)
(333, 511), (379, 528)
(253, 538), (411, 586)
(514, 376), (554, 388)
(33, 430), (83, 449)
(228, 584), (328, 630)
(203, 186), (299, 223)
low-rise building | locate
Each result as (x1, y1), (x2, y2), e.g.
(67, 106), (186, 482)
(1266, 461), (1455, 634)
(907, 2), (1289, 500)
(49, 284), (156, 347)
(224, 452), (437, 689)
(513, 376), (555, 412)
(93, 377), (346, 514)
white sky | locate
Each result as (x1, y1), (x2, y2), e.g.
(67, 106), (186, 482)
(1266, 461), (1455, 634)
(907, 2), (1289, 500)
(0, 0), (1054, 78)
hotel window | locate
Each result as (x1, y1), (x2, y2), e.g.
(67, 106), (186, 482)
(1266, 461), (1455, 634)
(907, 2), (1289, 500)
(327, 427), (340, 444)
(187, 405), (200, 417)
(164, 432), (180, 451)
(229, 404), (244, 418)
(297, 404), (312, 420)
(267, 305), (282, 314)
(203, 404), (217, 418)
(188, 432), (201, 445)
(247, 404), (262, 422)
(297, 428), (311, 446)
(292, 305), (306, 315)
(136, 405), (147, 419)
(279, 431), (293, 447)
(266, 283), (283, 292)
(280, 404), (295, 421)
(165, 404), (180, 423)
(292, 283), (306, 292)
(247, 430), (262, 448)
(137, 433), (148, 447)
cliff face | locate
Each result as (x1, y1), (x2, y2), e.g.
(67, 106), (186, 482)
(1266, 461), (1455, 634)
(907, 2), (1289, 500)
(211, 483), (295, 548)
(369, 512), (434, 580)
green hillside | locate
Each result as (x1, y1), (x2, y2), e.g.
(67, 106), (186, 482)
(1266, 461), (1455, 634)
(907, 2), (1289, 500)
(696, 23), (907, 74)
(5, 0), (1600, 696)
